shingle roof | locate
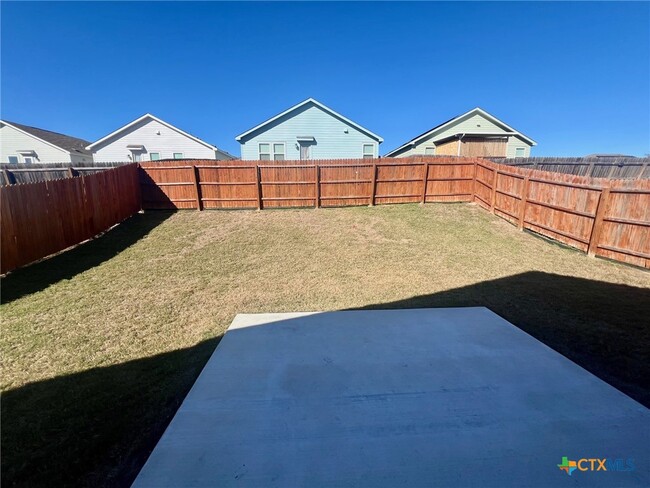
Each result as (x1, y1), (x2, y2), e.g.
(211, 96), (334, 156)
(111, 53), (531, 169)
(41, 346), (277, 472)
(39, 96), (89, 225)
(4, 120), (92, 156)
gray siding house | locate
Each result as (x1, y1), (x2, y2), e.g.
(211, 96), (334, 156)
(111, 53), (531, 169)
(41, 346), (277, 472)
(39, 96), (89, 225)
(87, 114), (234, 162)
(1, 120), (93, 164)
(236, 98), (383, 160)
(385, 108), (536, 159)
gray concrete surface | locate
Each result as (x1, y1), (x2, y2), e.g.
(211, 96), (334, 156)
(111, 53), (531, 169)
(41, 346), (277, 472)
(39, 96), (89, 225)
(133, 308), (649, 487)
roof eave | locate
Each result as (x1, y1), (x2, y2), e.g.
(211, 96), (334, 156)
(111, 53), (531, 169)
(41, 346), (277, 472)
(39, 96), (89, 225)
(1, 120), (73, 155)
(236, 98), (383, 143)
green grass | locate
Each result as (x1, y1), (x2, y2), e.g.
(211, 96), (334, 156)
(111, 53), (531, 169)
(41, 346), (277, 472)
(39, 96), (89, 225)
(2, 203), (649, 486)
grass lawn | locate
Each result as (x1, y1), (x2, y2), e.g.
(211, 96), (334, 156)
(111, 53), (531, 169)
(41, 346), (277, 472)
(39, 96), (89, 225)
(2, 203), (649, 486)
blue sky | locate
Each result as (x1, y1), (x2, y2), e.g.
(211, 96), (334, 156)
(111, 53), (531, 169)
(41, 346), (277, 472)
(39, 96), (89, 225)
(2, 1), (649, 157)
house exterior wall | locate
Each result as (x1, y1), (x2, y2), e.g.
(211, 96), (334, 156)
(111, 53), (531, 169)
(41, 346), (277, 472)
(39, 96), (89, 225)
(91, 118), (218, 162)
(387, 113), (533, 158)
(434, 139), (459, 156)
(0, 123), (75, 164)
(459, 137), (508, 157)
(239, 102), (380, 160)
(506, 135), (532, 158)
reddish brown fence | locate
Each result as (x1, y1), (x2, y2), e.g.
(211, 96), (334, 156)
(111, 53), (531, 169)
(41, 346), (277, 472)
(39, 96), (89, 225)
(1, 164), (141, 274)
(140, 157), (649, 268)
(474, 160), (650, 268)
(139, 157), (476, 209)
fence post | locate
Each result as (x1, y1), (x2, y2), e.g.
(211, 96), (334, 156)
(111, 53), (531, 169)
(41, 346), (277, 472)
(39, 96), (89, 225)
(472, 159), (478, 203)
(2, 169), (12, 186)
(490, 168), (499, 213)
(314, 164), (320, 208)
(67, 167), (75, 178)
(191, 165), (202, 211)
(369, 163), (377, 206)
(588, 185), (611, 257)
(255, 165), (263, 210)
(518, 175), (530, 230)
(420, 163), (429, 204)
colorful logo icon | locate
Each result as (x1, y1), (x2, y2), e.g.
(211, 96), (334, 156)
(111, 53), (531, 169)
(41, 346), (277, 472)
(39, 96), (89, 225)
(558, 456), (577, 476)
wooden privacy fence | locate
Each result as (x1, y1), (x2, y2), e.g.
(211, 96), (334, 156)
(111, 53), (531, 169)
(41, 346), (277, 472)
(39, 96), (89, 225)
(474, 160), (650, 269)
(140, 157), (649, 268)
(490, 157), (650, 179)
(139, 157), (476, 209)
(1, 163), (141, 274)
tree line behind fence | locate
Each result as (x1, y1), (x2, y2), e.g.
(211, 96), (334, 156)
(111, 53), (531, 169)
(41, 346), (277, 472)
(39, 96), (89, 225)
(0, 157), (648, 274)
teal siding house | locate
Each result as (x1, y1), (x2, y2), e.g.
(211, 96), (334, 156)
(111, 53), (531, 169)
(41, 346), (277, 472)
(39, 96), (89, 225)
(236, 98), (383, 160)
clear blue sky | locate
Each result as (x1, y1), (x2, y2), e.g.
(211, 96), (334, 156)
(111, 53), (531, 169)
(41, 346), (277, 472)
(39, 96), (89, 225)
(2, 1), (649, 157)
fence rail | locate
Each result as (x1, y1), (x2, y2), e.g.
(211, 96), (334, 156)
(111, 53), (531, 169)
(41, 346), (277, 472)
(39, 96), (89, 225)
(0, 164), (141, 274)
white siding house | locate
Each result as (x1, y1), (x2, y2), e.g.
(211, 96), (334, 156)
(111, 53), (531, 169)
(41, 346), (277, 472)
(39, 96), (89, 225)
(1, 120), (93, 164)
(236, 98), (383, 160)
(385, 108), (536, 159)
(87, 114), (234, 162)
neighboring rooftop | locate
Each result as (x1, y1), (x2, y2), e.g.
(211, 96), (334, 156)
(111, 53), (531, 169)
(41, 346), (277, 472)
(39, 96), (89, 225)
(2, 120), (92, 156)
(384, 107), (536, 157)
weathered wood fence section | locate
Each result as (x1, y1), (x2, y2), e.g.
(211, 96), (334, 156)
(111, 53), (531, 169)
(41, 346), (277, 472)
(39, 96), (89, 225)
(490, 157), (650, 179)
(140, 157), (649, 268)
(474, 160), (650, 268)
(1, 164), (141, 274)
(0, 162), (129, 186)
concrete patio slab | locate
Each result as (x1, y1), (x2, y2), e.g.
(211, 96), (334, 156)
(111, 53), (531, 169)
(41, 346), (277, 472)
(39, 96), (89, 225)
(133, 308), (649, 487)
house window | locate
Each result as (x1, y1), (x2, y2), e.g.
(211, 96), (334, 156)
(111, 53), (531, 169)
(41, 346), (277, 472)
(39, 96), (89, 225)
(173, 152), (183, 159)
(149, 152), (161, 161)
(259, 143), (271, 160)
(515, 147), (526, 157)
(273, 143), (285, 161)
(7, 156), (18, 164)
(23, 156), (34, 164)
(362, 144), (374, 159)
(424, 147), (435, 155)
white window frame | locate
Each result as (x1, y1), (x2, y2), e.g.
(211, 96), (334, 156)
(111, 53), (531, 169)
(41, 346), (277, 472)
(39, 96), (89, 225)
(273, 143), (286, 161)
(362, 143), (375, 159)
(149, 152), (161, 161)
(22, 156), (34, 164)
(258, 143), (271, 160)
(424, 146), (436, 156)
(173, 152), (184, 159)
(7, 155), (19, 164)
(258, 142), (287, 160)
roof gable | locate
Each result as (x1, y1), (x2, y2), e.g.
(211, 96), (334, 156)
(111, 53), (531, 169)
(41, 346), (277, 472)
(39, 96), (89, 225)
(236, 98), (383, 143)
(87, 114), (219, 152)
(384, 108), (536, 157)
(1, 120), (92, 155)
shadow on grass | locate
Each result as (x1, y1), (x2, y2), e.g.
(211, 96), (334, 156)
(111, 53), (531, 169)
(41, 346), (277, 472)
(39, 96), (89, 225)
(2, 272), (649, 487)
(1, 212), (173, 305)
(354, 271), (650, 408)
(1, 337), (221, 488)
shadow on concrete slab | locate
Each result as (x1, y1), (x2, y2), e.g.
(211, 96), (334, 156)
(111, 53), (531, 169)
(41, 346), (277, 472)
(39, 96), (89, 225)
(353, 271), (650, 408)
